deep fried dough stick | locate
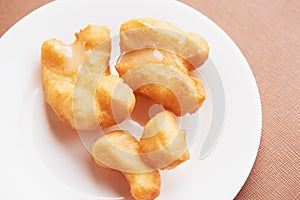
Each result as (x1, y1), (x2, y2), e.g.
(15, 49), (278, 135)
(42, 25), (135, 130)
(92, 131), (161, 200)
(140, 111), (190, 170)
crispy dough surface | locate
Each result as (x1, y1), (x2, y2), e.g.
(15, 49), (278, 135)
(117, 61), (206, 116)
(120, 17), (209, 69)
(42, 25), (135, 130)
(92, 131), (161, 200)
(117, 18), (208, 116)
(116, 48), (191, 75)
(140, 111), (190, 170)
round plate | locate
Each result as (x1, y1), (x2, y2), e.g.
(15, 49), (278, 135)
(0, 0), (262, 199)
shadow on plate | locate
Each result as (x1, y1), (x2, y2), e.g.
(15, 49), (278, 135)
(45, 102), (134, 199)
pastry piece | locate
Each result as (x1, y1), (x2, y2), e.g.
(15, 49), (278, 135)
(116, 48), (191, 75)
(120, 17), (209, 70)
(42, 25), (135, 130)
(94, 75), (136, 127)
(140, 111), (190, 170)
(117, 62), (205, 116)
(92, 131), (161, 200)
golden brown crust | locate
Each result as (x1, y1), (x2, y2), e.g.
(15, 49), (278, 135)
(116, 48), (191, 75)
(75, 25), (111, 50)
(95, 75), (136, 127)
(42, 25), (135, 130)
(120, 17), (209, 69)
(136, 83), (181, 116)
(116, 60), (206, 116)
(140, 111), (190, 170)
(117, 18), (208, 116)
(124, 171), (161, 200)
(120, 20), (147, 33)
(92, 131), (161, 200)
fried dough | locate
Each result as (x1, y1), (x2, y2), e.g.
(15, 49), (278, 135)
(140, 111), (190, 170)
(92, 131), (161, 200)
(120, 17), (209, 70)
(42, 25), (135, 130)
(116, 48), (191, 75)
(117, 62), (205, 116)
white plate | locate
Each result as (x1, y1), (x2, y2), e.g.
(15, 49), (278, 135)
(0, 0), (262, 199)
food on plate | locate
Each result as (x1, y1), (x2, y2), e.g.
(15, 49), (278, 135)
(91, 111), (189, 199)
(42, 18), (209, 200)
(116, 48), (192, 75)
(117, 18), (208, 116)
(120, 17), (209, 70)
(92, 130), (161, 200)
(140, 111), (190, 170)
(41, 25), (135, 130)
(116, 60), (206, 116)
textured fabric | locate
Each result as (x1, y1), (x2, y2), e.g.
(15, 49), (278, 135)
(0, 0), (52, 36)
(0, 0), (299, 199)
